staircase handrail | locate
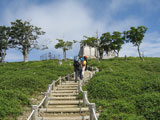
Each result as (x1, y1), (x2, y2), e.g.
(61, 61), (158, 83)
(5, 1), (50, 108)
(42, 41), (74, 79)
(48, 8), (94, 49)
(79, 67), (99, 120)
(26, 73), (73, 120)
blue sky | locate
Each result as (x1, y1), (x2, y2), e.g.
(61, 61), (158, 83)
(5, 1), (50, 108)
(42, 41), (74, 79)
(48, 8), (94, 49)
(0, 0), (160, 62)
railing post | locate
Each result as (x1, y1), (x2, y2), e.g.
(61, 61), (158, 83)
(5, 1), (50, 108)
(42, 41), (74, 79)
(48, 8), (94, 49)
(83, 91), (87, 106)
(78, 80), (80, 92)
(90, 72), (93, 79)
(96, 68), (99, 72)
(74, 72), (75, 80)
(67, 74), (71, 81)
(43, 92), (49, 108)
(89, 103), (96, 120)
(52, 81), (55, 91)
(31, 105), (38, 120)
(63, 77), (66, 84)
(59, 77), (62, 85)
(48, 84), (52, 96)
(58, 60), (62, 65)
(91, 66), (93, 71)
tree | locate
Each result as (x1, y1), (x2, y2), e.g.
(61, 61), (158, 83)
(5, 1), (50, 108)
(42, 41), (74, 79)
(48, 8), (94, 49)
(10, 19), (45, 62)
(55, 39), (74, 61)
(0, 26), (11, 63)
(110, 31), (124, 57)
(100, 32), (112, 59)
(124, 26), (147, 61)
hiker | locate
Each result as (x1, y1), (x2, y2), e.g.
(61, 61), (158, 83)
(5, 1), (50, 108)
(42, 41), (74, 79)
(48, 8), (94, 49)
(73, 56), (81, 82)
(79, 57), (83, 80)
(84, 56), (88, 71)
(81, 56), (87, 79)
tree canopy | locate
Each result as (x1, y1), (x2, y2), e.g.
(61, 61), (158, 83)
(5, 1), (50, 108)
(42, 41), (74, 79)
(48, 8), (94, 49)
(0, 26), (11, 63)
(110, 31), (124, 57)
(124, 26), (147, 60)
(10, 19), (46, 62)
(55, 39), (74, 61)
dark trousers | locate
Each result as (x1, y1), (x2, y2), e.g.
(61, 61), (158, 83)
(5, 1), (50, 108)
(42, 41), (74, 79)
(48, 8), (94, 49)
(75, 70), (79, 82)
(80, 69), (83, 80)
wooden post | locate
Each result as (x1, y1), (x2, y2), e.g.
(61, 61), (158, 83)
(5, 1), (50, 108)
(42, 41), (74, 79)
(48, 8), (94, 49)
(83, 91), (87, 106)
(74, 72), (75, 80)
(52, 81), (55, 91)
(91, 66), (93, 71)
(31, 105), (38, 120)
(63, 77), (66, 84)
(48, 84), (52, 96)
(78, 80), (81, 92)
(96, 68), (99, 72)
(90, 72), (93, 79)
(89, 103), (96, 120)
(67, 74), (70, 81)
(59, 77), (62, 85)
(58, 60), (62, 65)
(125, 55), (127, 61)
(43, 92), (48, 108)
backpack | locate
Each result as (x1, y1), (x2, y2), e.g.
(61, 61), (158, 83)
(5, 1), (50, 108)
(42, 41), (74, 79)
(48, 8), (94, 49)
(82, 60), (86, 66)
(74, 56), (79, 62)
(74, 56), (80, 68)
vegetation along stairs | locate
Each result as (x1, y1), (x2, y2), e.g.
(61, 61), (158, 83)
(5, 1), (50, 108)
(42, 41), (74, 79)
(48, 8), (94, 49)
(27, 68), (99, 120)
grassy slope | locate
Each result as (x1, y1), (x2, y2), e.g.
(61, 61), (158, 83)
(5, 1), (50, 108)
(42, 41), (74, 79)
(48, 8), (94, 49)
(86, 57), (160, 120)
(0, 60), (73, 119)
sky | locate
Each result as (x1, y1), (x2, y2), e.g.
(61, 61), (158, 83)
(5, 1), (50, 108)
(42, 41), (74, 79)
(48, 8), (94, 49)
(0, 0), (160, 62)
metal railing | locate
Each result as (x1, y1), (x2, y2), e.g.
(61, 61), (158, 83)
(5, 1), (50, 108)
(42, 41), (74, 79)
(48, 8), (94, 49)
(78, 67), (99, 120)
(26, 73), (74, 120)
(40, 52), (61, 61)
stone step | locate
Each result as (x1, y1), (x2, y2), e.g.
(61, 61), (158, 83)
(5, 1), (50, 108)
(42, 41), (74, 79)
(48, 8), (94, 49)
(38, 115), (90, 120)
(40, 112), (89, 117)
(48, 100), (83, 105)
(47, 105), (79, 108)
(52, 90), (78, 93)
(51, 93), (77, 96)
(56, 88), (78, 90)
(39, 107), (89, 113)
(64, 81), (78, 83)
(61, 83), (78, 85)
(49, 96), (77, 100)
(39, 113), (100, 119)
(58, 85), (78, 87)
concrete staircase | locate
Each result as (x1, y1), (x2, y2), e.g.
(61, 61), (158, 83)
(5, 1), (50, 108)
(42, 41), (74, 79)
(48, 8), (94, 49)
(38, 80), (90, 120)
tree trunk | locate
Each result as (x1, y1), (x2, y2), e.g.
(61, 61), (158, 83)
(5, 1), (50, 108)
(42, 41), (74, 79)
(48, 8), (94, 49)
(137, 45), (144, 61)
(63, 49), (67, 62)
(98, 48), (104, 61)
(117, 50), (119, 58)
(0, 53), (5, 63)
(23, 48), (28, 62)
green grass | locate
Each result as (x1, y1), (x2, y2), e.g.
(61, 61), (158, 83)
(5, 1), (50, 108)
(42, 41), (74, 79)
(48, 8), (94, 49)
(0, 60), (73, 120)
(86, 57), (160, 120)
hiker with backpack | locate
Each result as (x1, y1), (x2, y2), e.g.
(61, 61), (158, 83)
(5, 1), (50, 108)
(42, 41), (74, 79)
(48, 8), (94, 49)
(81, 56), (87, 79)
(84, 56), (88, 71)
(73, 56), (81, 82)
